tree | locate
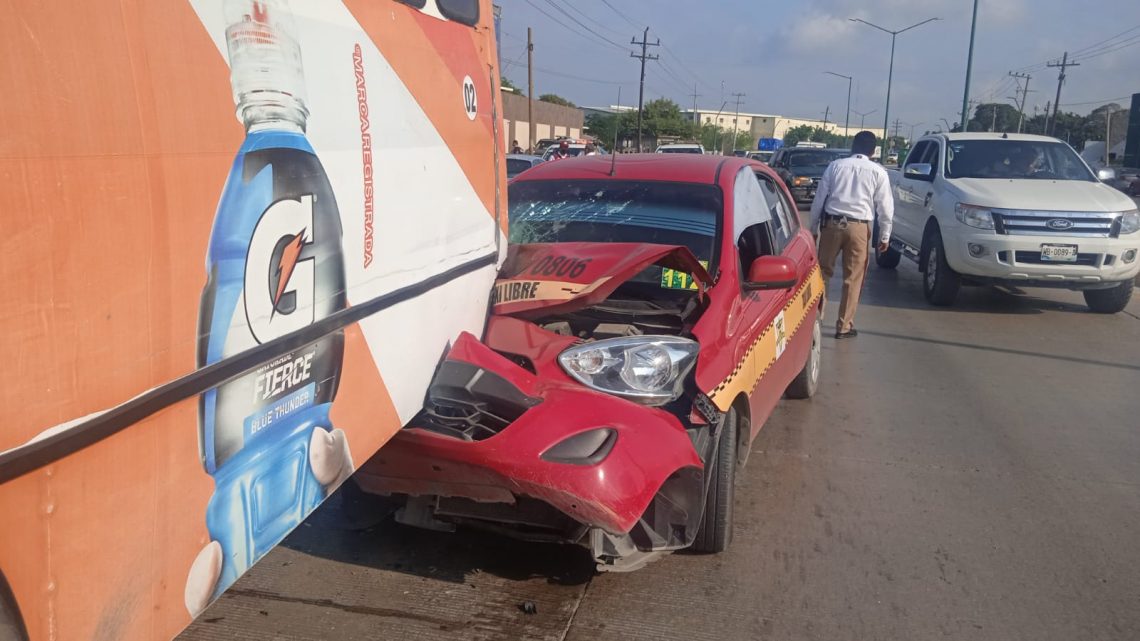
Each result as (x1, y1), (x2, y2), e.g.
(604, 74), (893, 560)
(783, 125), (845, 148)
(782, 125), (815, 147)
(642, 98), (694, 138)
(585, 111), (637, 149)
(539, 93), (576, 108)
(968, 103), (1021, 133)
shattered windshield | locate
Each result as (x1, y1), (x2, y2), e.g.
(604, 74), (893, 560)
(508, 179), (721, 271)
(945, 140), (1096, 181)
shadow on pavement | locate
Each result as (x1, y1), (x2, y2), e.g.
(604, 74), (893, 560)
(857, 328), (1140, 372)
(279, 480), (597, 588)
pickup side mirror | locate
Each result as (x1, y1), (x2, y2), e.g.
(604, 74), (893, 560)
(904, 162), (934, 181)
(743, 255), (799, 291)
(1097, 167), (1117, 182)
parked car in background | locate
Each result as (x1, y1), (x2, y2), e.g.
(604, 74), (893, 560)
(768, 147), (850, 202)
(356, 154), (825, 571)
(656, 143), (705, 154)
(540, 141), (607, 161)
(881, 133), (1140, 313)
(507, 154), (544, 180)
(747, 150), (774, 164)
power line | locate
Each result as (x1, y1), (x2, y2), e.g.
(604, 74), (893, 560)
(539, 0), (628, 51)
(600, 0), (638, 27)
(660, 44), (716, 92)
(521, 0), (621, 52)
(550, 0), (626, 39)
(1060, 95), (1131, 107)
(1072, 34), (1140, 62)
(1069, 24), (1140, 57)
(534, 66), (626, 85)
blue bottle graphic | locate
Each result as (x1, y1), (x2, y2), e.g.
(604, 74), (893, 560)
(185, 0), (351, 616)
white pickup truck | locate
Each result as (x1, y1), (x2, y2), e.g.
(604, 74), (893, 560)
(880, 133), (1139, 313)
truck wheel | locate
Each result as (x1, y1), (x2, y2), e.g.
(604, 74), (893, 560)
(691, 408), (737, 554)
(922, 228), (960, 306)
(876, 246), (901, 269)
(872, 222), (901, 269)
(0, 572), (29, 641)
(785, 317), (821, 399)
(1083, 281), (1133, 314)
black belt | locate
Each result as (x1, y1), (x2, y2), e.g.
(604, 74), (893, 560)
(824, 213), (869, 225)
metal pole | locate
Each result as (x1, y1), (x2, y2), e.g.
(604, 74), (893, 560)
(844, 77), (852, 146)
(1105, 107), (1114, 166)
(960, 0), (979, 133)
(527, 27), (534, 153)
(883, 33), (895, 160)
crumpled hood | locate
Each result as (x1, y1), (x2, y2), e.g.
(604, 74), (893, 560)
(492, 242), (712, 318)
(950, 178), (1136, 212)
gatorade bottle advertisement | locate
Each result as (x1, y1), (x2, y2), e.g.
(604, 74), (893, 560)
(185, 0), (353, 616)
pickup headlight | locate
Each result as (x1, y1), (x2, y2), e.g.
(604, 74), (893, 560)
(1120, 209), (1140, 235)
(792, 176), (812, 187)
(559, 336), (699, 405)
(955, 203), (995, 230)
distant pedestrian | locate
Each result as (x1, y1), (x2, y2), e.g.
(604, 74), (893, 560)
(550, 140), (572, 160)
(583, 143), (598, 156)
(808, 131), (894, 339)
(511, 140), (524, 154)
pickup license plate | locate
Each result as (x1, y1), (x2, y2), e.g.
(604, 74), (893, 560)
(1040, 244), (1078, 262)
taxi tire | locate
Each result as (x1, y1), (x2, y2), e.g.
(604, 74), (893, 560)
(786, 317), (821, 399)
(922, 228), (960, 306)
(1083, 281), (1133, 314)
(691, 408), (737, 554)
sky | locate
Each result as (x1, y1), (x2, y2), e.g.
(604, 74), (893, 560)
(498, 0), (1140, 133)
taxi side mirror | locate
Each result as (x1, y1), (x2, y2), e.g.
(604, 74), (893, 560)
(743, 256), (798, 291)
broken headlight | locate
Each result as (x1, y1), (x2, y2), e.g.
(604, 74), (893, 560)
(559, 336), (699, 406)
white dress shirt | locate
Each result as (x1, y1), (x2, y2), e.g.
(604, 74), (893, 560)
(809, 154), (895, 244)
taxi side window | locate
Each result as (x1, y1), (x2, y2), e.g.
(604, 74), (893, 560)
(755, 172), (797, 253)
(734, 168), (776, 281)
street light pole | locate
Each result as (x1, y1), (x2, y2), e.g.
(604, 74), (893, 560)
(960, 0), (980, 133)
(825, 71), (853, 147)
(850, 17), (940, 160)
(853, 109), (877, 131)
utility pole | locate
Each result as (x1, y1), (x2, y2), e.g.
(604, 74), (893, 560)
(991, 104), (997, 132)
(1043, 100), (1051, 135)
(1105, 105), (1118, 166)
(822, 105), (831, 129)
(688, 83), (701, 128)
(854, 109), (877, 130)
(1009, 71), (1032, 133)
(1046, 52), (1079, 136)
(527, 27), (534, 153)
(730, 92), (746, 153)
(630, 27), (660, 153)
(893, 118), (902, 141)
(960, 0), (979, 137)
(825, 72), (853, 146)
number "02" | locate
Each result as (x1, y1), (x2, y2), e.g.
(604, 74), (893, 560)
(462, 76), (477, 120)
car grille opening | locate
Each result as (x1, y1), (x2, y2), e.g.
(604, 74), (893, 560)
(993, 212), (1118, 238)
(412, 361), (541, 441)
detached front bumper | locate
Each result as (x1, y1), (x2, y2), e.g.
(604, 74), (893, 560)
(355, 333), (704, 540)
(942, 229), (1140, 288)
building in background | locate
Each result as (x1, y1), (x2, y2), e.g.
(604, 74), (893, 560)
(501, 90), (584, 151)
(684, 108), (886, 147)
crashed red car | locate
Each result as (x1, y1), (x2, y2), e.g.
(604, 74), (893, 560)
(356, 154), (825, 570)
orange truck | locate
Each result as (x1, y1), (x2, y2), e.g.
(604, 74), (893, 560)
(0, 1), (505, 639)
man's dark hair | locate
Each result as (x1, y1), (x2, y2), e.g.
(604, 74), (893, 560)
(852, 131), (877, 156)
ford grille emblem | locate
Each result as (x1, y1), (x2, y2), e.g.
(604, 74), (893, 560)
(1046, 218), (1073, 230)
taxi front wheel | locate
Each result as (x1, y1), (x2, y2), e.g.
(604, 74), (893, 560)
(691, 408), (737, 554)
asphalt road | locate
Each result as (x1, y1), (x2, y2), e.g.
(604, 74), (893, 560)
(179, 227), (1140, 641)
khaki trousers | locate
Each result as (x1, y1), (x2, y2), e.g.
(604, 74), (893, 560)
(817, 220), (870, 333)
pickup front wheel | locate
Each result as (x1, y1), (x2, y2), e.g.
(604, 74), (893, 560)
(1083, 281), (1133, 314)
(922, 228), (960, 306)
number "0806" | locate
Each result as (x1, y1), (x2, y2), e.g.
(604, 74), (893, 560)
(527, 256), (592, 279)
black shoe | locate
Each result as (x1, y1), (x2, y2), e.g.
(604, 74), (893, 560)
(835, 329), (858, 340)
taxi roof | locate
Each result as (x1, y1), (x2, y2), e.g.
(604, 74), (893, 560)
(513, 153), (757, 185)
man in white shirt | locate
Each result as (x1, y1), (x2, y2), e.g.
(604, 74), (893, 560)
(808, 131), (894, 339)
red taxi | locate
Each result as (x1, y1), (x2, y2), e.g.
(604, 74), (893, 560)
(356, 154), (823, 570)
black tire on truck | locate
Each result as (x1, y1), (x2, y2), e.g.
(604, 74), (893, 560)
(922, 227), (960, 306)
(785, 317), (822, 399)
(1083, 281), (1133, 314)
(0, 571), (29, 641)
(873, 221), (901, 269)
(691, 408), (738, 554)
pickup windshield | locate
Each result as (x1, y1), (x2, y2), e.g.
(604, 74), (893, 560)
(788, 150), (847, 167)
(944, 140), (1095, 181)
(508, 179), (720, 270)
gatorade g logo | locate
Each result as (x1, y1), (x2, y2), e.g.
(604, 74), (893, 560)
(245, 195), (317, 344)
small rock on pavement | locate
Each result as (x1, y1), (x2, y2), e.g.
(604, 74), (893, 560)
(519, 601), (538, 615)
